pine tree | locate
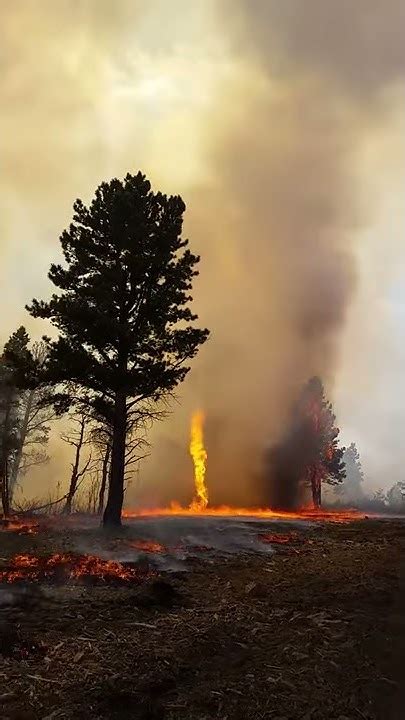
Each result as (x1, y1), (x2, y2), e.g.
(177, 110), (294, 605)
(0, 327), (33, 516)
(267, 376), (345, 510)
(337, 442), (364, 502)
(27, 172), (209, 526)
(297, 377), (345, 507)
(8, 341), (54, 505)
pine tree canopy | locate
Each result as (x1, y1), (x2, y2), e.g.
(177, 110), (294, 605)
(27, 172), (210, 422)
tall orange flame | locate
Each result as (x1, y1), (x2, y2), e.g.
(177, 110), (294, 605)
(189, 410), (208, 511)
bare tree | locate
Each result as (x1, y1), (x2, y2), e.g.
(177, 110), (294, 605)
(61, 413), (95, 514)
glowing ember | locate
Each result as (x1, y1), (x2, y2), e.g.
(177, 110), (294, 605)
(259, 533), (300, 544)
(0, 518), (40, 535)
(0, 553), (150, 585)
(123, 504), (363, 524)
(189, 410), (208, 511)
(127, 539), (166, 553)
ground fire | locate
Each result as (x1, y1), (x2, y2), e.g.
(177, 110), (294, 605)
(0, 553), (151, 585)
(0, 517), (40, 534)
(122, 505), (362, 523)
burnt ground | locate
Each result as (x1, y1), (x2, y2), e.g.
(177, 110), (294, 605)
(0, 518), (404, 720)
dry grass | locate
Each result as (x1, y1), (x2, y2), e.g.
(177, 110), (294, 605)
(0, 519), (404, 720)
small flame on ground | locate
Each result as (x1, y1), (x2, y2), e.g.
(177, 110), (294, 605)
(189, 410), (208, 511)
(0, 553), (150, 585)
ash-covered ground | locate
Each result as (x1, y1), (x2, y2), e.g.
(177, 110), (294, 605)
(1, 515), (404, 720)
(76, 515), (317, 570)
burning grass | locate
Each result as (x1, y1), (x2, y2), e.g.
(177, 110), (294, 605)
(0, 553), (151, 586)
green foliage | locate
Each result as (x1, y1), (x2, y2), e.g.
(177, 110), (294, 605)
(336, 442), (364, 498)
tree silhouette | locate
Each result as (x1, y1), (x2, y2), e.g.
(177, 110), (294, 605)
(0, 327), (33, 515)
(8, 340), (54, 504)
(27, 172), (209, 526)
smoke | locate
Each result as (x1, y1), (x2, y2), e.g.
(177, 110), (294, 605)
(143, 0), (405, 506)
(1, 1), (404, 504)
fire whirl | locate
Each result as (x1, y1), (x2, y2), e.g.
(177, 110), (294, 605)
(0, 553), (151, 585)
(189, 410), (208, 511)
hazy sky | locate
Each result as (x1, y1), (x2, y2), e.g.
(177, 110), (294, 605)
(1, 1), (404, 503)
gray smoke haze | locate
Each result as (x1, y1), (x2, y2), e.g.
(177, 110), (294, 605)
(1, 1), (404, 504)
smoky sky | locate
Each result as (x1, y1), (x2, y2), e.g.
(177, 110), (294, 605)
(1, 1), (404, 504)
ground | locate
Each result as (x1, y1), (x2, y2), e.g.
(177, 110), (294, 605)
(0, 517), (404, 720)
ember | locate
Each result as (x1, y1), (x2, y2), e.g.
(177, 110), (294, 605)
(258, 533), (300, 544)
(127, 539), (166, 553)
(0, 518), (40, 535)
(0, 553), (150, 585)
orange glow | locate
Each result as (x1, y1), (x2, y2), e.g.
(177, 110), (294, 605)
(0, 518), (40, 534)
(258, 532), (300, 544)
(0, 553), (151, 584)
(189, 410), (208, 511)
(123, 504), (363, 524)
(127, 539), (166, 553)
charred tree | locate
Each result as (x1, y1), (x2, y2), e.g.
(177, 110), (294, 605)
(27, 172), (209, 526)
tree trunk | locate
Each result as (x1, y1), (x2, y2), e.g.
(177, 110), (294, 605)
(97, 444), (111, 515)
(310, 467), (322, 509)
(103, 392), (127, 527)
(8, 388), (35, 505)
(1, 459), (10, 518)
(62, 418), (85, 515)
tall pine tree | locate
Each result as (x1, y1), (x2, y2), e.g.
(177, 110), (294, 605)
(27, 172), (209, 526)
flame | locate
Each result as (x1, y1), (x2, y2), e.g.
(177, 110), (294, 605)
(123, 504), (363, 523)
(189, 410), (208, 511)
(0, 553), (151, 584)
